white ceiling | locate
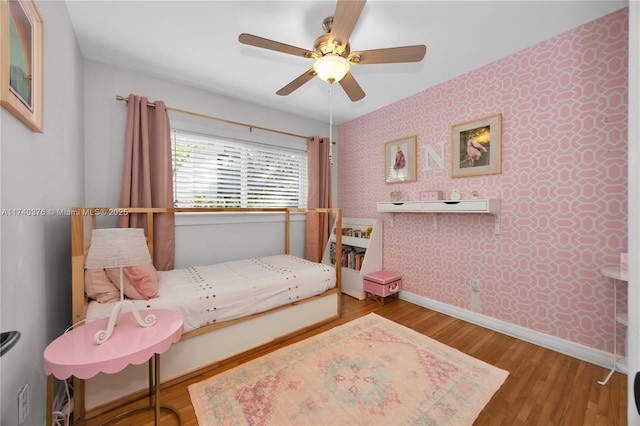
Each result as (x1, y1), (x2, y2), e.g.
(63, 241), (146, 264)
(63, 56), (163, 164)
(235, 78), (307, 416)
(65, 0), (627, 125)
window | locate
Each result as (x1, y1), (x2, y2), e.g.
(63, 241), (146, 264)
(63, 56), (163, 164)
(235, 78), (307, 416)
(171, 129), (308, 208)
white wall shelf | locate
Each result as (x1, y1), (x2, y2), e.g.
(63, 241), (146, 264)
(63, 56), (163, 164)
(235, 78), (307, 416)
(322, 218), (382, 300)
(377, 199), (502, 234)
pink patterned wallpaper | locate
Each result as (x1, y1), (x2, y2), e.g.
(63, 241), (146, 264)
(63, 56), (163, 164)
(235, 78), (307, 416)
(337, 9), (628, 352)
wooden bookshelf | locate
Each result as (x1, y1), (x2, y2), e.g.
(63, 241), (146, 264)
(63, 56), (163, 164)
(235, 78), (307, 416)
(322, 218), (382, 300)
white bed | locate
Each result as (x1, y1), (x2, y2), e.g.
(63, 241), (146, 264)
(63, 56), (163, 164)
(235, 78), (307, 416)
(85, 254), (336, 333)
(70, 207), (343, 421)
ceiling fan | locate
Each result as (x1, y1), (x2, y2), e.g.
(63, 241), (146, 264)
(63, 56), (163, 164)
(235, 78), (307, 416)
(238, 0), (426, 102)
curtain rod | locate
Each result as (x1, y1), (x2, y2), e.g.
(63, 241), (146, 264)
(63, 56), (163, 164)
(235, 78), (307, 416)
(115, 95), (310, 141)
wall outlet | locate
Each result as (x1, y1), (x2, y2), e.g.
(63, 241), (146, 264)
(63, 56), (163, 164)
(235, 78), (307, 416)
(18, 384), (29, 424)
(470, 278), (481, 291)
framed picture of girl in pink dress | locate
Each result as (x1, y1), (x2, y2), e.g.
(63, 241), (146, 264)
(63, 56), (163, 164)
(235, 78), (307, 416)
(385, 136), (417, 184)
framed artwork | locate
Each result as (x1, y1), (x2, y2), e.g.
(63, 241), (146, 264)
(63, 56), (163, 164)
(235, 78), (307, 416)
(451, 113), (502, 178)
(0, 0), (43, 132)
(385, 136), (417, 184)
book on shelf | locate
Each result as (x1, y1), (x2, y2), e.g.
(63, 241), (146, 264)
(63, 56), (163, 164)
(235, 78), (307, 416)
(328, 243), (367, 271)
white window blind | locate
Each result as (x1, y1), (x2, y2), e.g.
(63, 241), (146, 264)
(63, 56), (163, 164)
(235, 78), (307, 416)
(171, 129), (308, 208)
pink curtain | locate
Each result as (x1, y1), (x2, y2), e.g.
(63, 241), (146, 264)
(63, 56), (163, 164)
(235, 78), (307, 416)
(306, 136), (332, 262)
(119, 94), (175, 270)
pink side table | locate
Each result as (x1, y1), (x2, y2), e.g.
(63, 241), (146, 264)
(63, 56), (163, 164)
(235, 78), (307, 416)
(44, 309), (183, 425)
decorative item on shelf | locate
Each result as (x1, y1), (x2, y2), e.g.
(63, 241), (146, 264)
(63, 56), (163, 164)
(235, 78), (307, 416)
(85, 228), (157, 344)
(471, 190), (480, 199)
(342, 227), (372, 239)
(390, 190), (403, 202)
(420, 190), (444, 201)
(449, 189), (461, 200)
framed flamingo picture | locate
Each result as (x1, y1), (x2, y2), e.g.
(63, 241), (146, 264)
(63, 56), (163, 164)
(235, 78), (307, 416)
(451, 113), (502, 178)
(385, 135), (417, 184)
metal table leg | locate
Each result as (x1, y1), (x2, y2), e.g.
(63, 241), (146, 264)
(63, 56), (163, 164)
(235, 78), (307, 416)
(100, 355), (182, 425)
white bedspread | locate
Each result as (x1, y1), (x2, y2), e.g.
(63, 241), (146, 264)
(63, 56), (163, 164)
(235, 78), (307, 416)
(85, 254), (336, 333)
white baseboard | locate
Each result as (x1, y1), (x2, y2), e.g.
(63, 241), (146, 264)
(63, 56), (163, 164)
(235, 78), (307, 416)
(399, 291), (619, 371)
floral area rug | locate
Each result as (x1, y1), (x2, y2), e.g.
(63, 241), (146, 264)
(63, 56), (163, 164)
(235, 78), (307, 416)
(188, 313), (508, 425)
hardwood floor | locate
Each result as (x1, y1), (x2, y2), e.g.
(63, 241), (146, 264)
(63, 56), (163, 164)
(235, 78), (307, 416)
(77, 296), (627, 425)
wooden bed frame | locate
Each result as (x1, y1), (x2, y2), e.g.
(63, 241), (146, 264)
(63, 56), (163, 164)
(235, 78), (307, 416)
(70, 207), (343, 422)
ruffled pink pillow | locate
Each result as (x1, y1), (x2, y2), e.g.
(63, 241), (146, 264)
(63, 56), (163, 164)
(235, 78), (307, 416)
(105, 264), (159, 300)
(85, 269), (120, 303)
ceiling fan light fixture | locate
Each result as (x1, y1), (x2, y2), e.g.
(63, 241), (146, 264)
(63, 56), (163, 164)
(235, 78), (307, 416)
(313, 54), (350, 84)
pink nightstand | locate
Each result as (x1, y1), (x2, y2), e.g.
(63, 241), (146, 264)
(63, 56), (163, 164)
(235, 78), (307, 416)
(44, 309), (184, 425)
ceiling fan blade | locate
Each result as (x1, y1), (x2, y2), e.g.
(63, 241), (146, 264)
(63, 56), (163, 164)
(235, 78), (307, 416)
(339, 72), (366, 102)
(328, 0), (366, 51)
(349, 45), (427, 64)
(239, 33), (317, 59)
(276, 68), (317, 96)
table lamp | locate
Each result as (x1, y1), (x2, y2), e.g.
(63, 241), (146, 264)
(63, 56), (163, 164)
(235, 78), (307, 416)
(85, 228), (157, 344)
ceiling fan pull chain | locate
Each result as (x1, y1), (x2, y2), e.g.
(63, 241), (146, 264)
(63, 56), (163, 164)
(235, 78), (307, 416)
(329, 85), (333, 166)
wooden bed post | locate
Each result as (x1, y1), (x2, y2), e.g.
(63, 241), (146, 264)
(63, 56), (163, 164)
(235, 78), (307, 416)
(70, 208), (87, 422)
(285, 209), (290, 255)
(71, 208), (86, 325)
(146, 211), (155, 260)
(334, 208), (342, 315)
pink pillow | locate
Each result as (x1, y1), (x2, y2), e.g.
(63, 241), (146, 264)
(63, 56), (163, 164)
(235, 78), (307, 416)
(106, 264), (159, 300)
(85, 269), (120, 303)
(124, 264), (159, 300)
(105, 267), (143, 299)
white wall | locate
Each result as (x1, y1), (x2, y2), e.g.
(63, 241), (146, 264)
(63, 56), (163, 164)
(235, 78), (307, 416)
(174, 213), (308, 268)
(0, 2), (85, 425)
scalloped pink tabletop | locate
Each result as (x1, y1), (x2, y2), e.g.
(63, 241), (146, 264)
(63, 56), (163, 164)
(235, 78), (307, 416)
(44, 309), (183, 380)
